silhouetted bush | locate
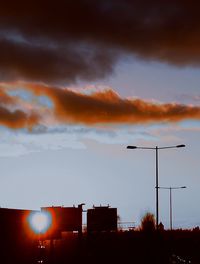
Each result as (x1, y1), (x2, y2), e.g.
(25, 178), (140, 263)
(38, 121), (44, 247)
(192, 226), (200, 232)
(158, 222), (164, 231)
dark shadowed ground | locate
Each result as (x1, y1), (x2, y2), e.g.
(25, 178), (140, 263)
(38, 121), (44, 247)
(1, 230), (200, 264)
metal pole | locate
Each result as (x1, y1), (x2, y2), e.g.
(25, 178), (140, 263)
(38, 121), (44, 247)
(170, 187), (172, 230)
(156, 146), (159, 229)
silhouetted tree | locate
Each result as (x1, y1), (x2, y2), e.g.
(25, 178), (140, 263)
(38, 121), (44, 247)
(140, 212), (156, 232)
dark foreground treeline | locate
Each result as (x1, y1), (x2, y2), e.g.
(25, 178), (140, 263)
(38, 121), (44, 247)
(1, 230), (200, 264)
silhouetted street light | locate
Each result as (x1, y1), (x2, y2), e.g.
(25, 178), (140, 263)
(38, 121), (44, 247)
(158, 186), (186, 230)
(126, 144), (185, 229)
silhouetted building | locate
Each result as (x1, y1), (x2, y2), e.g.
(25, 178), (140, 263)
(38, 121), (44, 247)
(87, 206), (117, 233)
(41, 204), (83, 238)
(0, 208), (36, 263)
(0, 207), (35, 239)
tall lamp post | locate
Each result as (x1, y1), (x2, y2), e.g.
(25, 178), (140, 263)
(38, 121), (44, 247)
(158, 186), (186, 230)
(126, 144), (185, 229)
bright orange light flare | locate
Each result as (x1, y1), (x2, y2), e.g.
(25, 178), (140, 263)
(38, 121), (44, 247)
(28, 211), (52, 234)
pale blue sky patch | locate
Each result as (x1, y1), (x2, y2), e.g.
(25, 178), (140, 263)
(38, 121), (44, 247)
(91, 58), (200, 102)
(37, 95), (53, 108)
(7, 89), (33, 102)
(7, 88), (53, 108)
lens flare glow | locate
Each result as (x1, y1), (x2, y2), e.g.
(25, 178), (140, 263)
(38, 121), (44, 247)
(29, 211), (52, 234)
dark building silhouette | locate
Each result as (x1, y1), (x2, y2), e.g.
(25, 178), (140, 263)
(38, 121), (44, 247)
(0, 207), (36, 238)
(0, 208), (36, 263)
(41, 204), (83, 238)
(87, 206), (117, 233)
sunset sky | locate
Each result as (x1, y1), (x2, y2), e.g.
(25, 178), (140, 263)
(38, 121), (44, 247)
(0, 0), (200, 228)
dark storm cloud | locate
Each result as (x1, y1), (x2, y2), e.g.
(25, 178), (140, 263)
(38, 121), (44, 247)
(0, 0), (200, 83)
(0, 38), (117, 83)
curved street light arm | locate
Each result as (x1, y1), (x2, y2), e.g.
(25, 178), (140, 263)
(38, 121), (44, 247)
(127, 145), (185, 150)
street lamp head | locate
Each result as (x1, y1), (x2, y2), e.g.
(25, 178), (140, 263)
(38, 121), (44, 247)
(176, 144), (186, 148)
(181, 186), (187, 189)
(127, 146), (137, 149)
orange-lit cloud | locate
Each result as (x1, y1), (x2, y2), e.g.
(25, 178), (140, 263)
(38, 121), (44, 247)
(0, 87), (40, 129)
(0, 89), (16, 105)
(0, 106), (39, 129)
(2, 82), (200, 129)
(1, 82), (200, 129)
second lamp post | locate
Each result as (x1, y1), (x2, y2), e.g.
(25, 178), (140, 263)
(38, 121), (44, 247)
(158, 186), (186, 230)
